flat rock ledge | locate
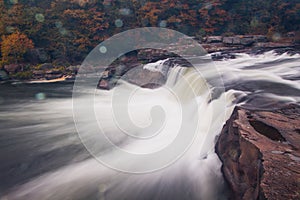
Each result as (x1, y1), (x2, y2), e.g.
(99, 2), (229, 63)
(216, 104), (300, 200)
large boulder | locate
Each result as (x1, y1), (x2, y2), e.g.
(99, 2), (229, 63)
(121, 65), (166, 88)
(216, 104), (300, 200)
(137, 48), (174, 62)
(98, 65), (167, 90)
(240, 37), (255, 46)
(232, 36), (241, 45)
(223, 36), (255, 46)
(223, 37), (234, 44)
(3, 64), (24, 74)
(206, 36), (223, 43)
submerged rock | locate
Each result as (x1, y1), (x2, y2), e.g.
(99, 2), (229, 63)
(216, 104), (300, 200)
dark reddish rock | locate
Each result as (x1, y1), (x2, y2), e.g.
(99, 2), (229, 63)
(98, 79), (109, 90)
(4, 64), (24, 74)
(98, 65), (166, 90)
(121, 65), (166, 88)
(240, 37), (255, 46)
(216, 104), (300, 200)
(137, 48), (175, 62)
(222, 35), (255, 46)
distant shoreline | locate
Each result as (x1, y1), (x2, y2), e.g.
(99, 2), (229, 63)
(1, 34), (299, 83)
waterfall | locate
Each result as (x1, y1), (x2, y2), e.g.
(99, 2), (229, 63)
(4, 51), (299, 200)
(165, 64), (187, 87)
(143, 58), (171, 76)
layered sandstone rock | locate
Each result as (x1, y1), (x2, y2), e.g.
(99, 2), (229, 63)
(216, 104), (300, 200)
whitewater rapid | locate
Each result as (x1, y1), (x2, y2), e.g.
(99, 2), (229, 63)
(1, 51), (300, 200)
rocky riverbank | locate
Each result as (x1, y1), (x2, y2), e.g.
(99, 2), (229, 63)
(0, 63), (79, 82)
(96, 34), (299, 89)
(216, 104), (300, 200)
(0, 34), (299, 84)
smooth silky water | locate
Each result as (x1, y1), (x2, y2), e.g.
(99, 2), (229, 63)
(0, 51), (299, 200)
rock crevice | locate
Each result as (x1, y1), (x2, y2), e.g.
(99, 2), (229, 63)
(216, 105), (300, 200)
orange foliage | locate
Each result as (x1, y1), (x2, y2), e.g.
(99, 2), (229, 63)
(199, 0), (229, 34)
(139, 2), (162, 26)
(1, 31), (34, 64)
(62, 7), (108, 50)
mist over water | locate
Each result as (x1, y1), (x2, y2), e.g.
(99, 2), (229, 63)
(1, 51), (300, 200)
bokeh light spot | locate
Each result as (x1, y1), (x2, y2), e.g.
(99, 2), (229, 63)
(35, 93), (46, 100)
(114, 19), (124, 28)
(159, 20), (167, 28)
(103, 0), (112, 6)
(55, 21), (63, 28)
(99, 46), (107, 54)
(204, 2), (212, 10)
(9, 0), (18, 4)
(5, 26), (15, 34)
(98, 184), (107, 193)
(35, 13), (45, 23)
(119, 8), (131, 16)
(272, 33), (281, 41)
(59, 28), (68, 36)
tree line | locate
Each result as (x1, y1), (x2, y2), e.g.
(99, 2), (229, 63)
(0, 0), (299, 65)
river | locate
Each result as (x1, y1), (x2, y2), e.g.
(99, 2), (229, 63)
(0, 50), (299, 200)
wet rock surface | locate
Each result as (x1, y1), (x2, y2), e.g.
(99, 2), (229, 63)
(97, 51), (188, 90)
(216, 104), (300, 200)
(3, 64), (24, 74)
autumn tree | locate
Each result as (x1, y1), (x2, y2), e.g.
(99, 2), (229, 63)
(139, 2), (163, 26)
(270, 0), (300, 33)
(39, 0), (110, 62)
(0, 0), (299, 65)
(199, 0), (229, 35)
(1, 31), (34, 64)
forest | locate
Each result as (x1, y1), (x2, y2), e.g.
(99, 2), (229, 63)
(0, 0), (299, 66)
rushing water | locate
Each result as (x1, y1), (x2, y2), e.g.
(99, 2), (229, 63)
(0, 51), (299, 200)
